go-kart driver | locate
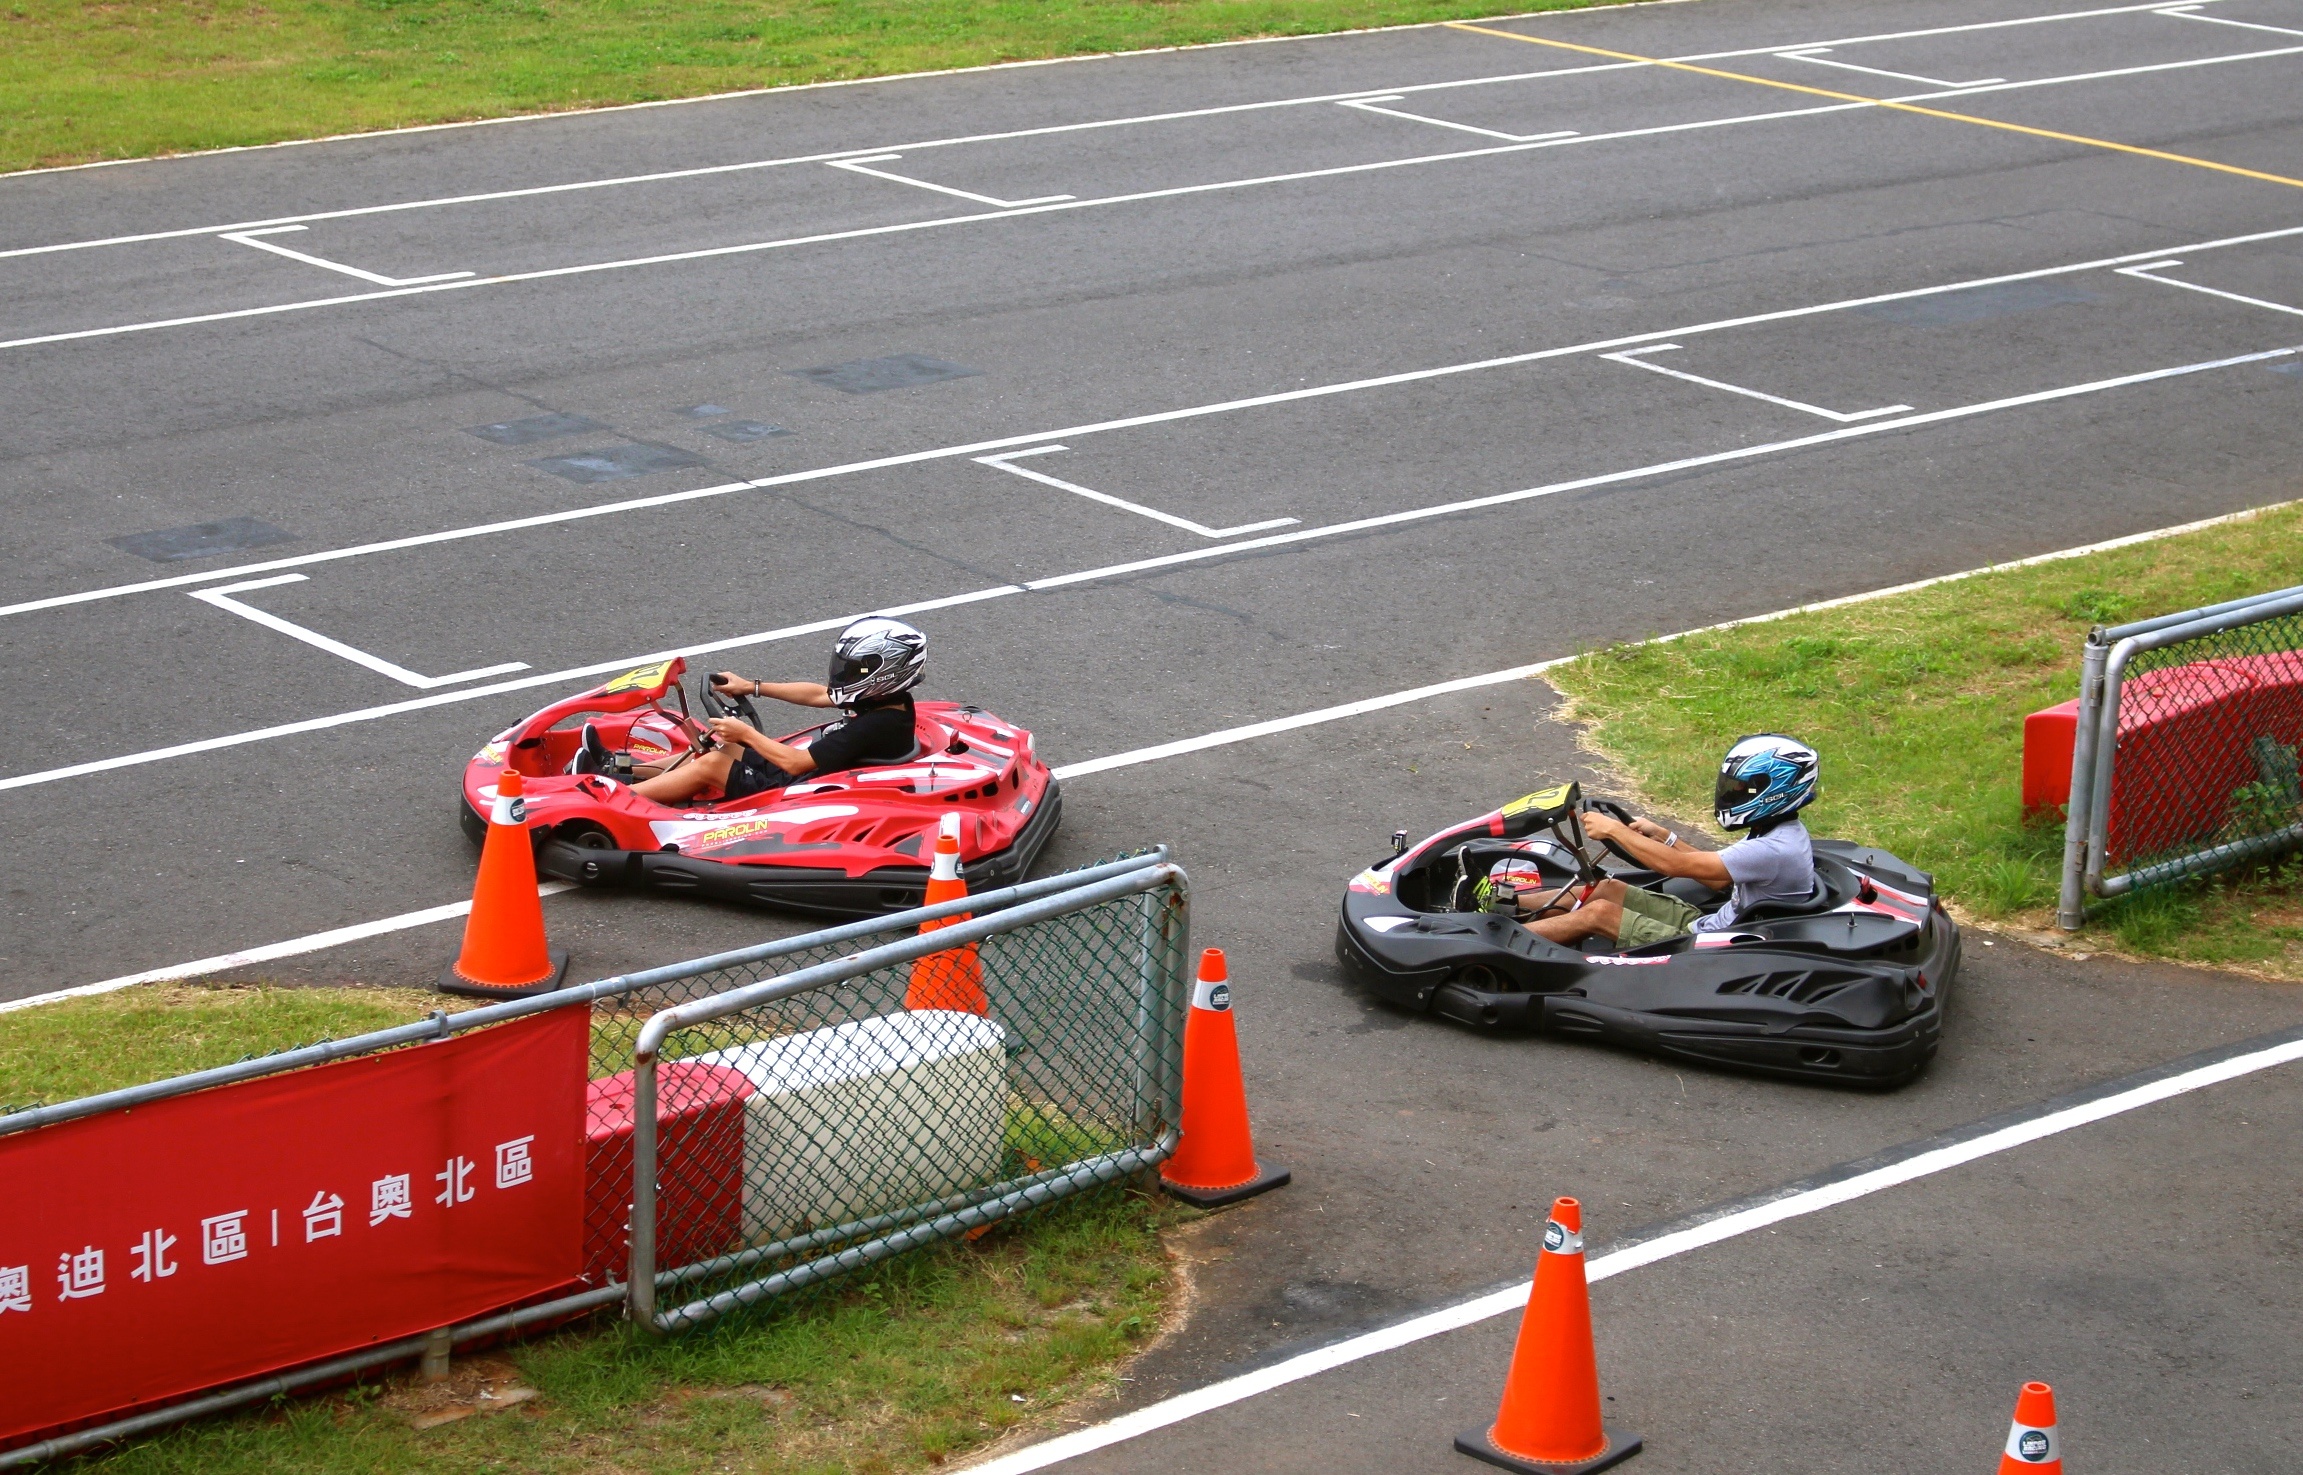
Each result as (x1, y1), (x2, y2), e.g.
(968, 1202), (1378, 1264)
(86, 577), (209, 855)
(574, 617), (929, 804)
(1516, 734), (1820, 951)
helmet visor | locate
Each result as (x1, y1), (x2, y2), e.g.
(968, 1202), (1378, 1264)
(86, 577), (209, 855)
(1715, 767), (1766, 817)
(828, 651), (881, 696)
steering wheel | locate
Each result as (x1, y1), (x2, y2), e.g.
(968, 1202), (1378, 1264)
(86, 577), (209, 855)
(1579, 798), (1650, 869)
(698, 673), (765, 731)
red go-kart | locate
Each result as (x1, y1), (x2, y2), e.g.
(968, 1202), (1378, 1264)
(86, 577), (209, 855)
(460, 656), (1062, 916)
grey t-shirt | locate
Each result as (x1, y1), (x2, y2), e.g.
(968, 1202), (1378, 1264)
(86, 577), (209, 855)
(1692, 818), (1816, 931)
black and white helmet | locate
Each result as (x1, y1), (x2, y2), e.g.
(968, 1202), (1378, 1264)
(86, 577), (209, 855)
(1714, 733), (1819, 831)
(826, 617), (927, 706)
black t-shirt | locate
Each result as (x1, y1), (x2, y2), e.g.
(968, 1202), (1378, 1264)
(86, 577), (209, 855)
(805, 696), (916, 775)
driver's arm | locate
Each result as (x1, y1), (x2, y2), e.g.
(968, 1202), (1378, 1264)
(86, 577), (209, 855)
(1584, 813), (1732, 889)
(708, 720), (819, 776)
(713, 673), (835, 708)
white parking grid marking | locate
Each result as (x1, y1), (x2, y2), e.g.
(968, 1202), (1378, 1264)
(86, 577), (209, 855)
(1335, 96), (1578, 143)
(1601, 344), (1913, 423)
(3, 343), (2292, 795)
(2117, 259), (2303, 318)
(219, 225), (474, 287)
(825, 153), (1074, 208)
(190, 574), (529, 689)
(975, 446), (1298, 539)
(2155, 4), (2303, 40)
(0, 0), (2222, 262)
(18, 494), (2288, 1013)
(16, 22), (2303, 355)
(1775, 47), (2004, 89)
(11, 218), (2303, 624)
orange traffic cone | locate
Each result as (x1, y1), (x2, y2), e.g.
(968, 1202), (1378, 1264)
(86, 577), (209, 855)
(1998, 1382), (2062, 1471)
(1159, 948), (1289, 1208)
(905, 813), (988, 1014)
(441, 770), (570, 1000)
(1456, 1198), (1641, 1474)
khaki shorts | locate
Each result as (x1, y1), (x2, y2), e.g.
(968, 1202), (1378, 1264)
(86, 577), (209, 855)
(1615, 888), (1703, 950)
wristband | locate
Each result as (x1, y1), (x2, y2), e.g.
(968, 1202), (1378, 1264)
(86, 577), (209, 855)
(1663, 832), (1678, 849)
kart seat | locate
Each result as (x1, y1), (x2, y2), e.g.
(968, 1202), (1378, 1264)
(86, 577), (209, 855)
(1732, 856), (1858, 923)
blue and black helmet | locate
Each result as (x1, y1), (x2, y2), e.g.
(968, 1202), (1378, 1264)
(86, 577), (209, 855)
(1714, 734), (1819, 830)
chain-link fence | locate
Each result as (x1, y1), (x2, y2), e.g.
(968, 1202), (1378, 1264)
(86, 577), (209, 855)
(628, 862), (1190, 1333)
(2057, 585), (2303, 925)
(0, 849), (1175, 1465)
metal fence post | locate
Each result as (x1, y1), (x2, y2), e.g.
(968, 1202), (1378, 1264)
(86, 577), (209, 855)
(2057, 631), (2110, 930)
(626, 1049), (661, 1330)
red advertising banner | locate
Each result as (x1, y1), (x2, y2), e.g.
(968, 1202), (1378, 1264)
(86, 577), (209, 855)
(0, 1006), (587, 1444)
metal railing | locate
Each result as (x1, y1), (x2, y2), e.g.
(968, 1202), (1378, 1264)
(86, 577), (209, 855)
(2057, 584), (2303, 928)
(0, 849), (1171, 1466)
(628, 861), (1190, 1332)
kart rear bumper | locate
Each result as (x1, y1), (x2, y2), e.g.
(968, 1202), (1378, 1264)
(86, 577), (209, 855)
(528, 781), (1063, 918)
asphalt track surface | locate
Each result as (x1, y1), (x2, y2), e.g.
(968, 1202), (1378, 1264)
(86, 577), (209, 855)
(3, 0), (2301, 1467)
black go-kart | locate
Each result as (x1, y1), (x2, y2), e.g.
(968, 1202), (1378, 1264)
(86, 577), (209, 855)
(1334, 784), (1957, 1087)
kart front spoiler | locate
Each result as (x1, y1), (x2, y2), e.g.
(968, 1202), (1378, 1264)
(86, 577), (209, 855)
(530, 782), (1063, 918)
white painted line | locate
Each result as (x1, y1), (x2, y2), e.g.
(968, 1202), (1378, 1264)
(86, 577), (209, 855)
(0, 882), (580, 1014)
(12, 216), (2303, 626)
(826, 154), (1073, 209)
(1049, 493), (2303, 780)
(962, 1031), (2303, 1474)
(0, 60), (1644, 261)
(2155, 5), (2303, 39)
(1336, 96), (1576, 143)
(219, 225), (473, 287)
(0, 582), (1026, 793)
(35, 19), (2301, 360)
(1888, 40), (2303, 101)
(0, 342), (2291, 795)
(2117, 261), (2303, 319)
(0, 0), (2207, 187)
(190, 574), (529, 689)
(1019, 344), (2299, 594)
(1601, 343), (1912, 422)
(1776, 47), (2002, 90)
(0, 95), (1885, 355)
(14, 492), (2289, 1012)
(976, 446), (1298, 538)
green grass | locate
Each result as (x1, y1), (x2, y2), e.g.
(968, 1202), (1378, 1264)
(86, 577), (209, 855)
(1544, 503), (2303, 975)
(0, 983), (441, 1112)
(3, 0), (1627, 174)
(80, 1185), (1174, 1475)
(4, 984), (1181, 1471)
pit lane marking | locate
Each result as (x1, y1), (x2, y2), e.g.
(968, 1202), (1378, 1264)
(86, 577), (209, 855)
(825, 154), (1073, 209)
(0, 0), (2215, 258)
(962, 1023), (2303, 1475)
(0, 343), (2293, 797)
(11, 493), (2289, 1012)
(10, 215), (2303, 626)
(2115, 260), (2303, 319)
(192, 574), (527, 689)
(976, 447), (1297, 539)
(1599, 344), (1912, 423)
(219, 225), (474, 287)
(13, 35), (2301, 355)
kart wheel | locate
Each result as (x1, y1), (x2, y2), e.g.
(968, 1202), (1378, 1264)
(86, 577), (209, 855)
(554, 822), (615, 850)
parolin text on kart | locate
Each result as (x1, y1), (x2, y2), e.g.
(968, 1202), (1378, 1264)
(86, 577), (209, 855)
(1335, 784), (1959, 1086)
(460, 656), (1060, 917)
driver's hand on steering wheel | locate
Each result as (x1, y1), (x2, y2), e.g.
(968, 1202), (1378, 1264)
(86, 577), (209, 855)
(1581, 810), (1630, 842)
(1628, 818), (1673, 843)
(706, 716), (763, 748)
(709, 670), (748, 694)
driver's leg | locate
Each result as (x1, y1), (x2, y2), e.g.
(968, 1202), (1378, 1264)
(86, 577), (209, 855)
(632, 747), (735, 803)
(1522, 880), (1627, 945)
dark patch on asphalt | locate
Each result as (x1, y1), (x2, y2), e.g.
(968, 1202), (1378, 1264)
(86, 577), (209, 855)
(106, 515), (295, 563)
(675, 404), (731, 418)
(700, 420), (794, 444)
(790, 353), (980, 394)
(464, 411), (605, 445)
(1856, 279), (2100, 327)
(524, 443), (710, 482)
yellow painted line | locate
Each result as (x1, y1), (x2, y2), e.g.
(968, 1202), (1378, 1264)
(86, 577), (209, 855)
(1444, 19), (2303, 191)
